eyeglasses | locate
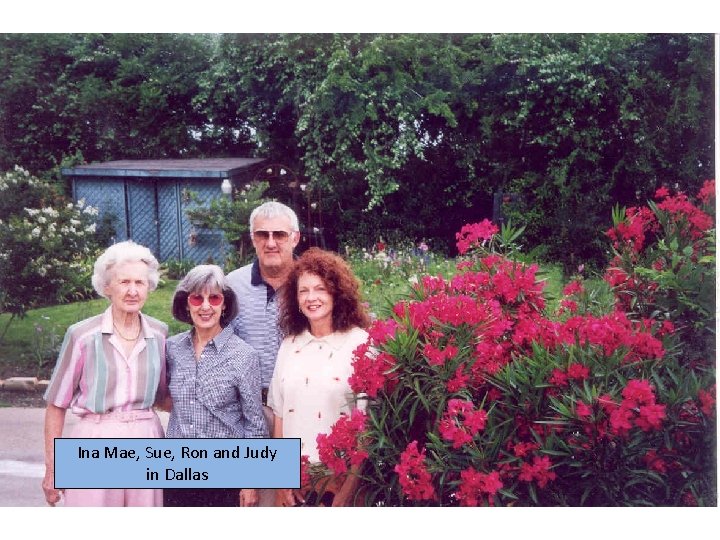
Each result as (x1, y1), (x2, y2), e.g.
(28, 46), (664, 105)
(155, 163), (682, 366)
(253, 230), (292, 243)
(188, 293), (224, 307)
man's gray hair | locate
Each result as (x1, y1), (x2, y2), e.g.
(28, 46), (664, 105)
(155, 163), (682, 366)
(249, 201), (299, 233)
(91, 240), (160, 298)
(171, 264), (239, 327)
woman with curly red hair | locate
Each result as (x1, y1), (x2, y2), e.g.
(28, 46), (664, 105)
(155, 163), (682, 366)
(268, 247), (370, 506)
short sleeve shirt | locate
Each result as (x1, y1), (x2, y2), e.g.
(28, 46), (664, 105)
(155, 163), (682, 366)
(268, 326), (369, 462)
(43, 307), (168, 415)
(226, 260), (283, 388)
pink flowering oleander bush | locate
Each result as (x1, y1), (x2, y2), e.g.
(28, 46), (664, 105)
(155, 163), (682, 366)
(320, 188), (715, 506)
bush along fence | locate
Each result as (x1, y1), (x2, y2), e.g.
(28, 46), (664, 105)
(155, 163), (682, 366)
(311, 180), (716, 506)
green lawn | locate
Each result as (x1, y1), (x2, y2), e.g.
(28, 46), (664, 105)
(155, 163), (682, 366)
(1, 261), (569, 380)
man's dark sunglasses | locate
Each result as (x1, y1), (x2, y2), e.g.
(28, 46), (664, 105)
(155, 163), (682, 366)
(253, 230), (292, 242)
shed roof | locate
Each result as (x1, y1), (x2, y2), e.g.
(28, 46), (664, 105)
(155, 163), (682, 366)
(62, 158), (267, 179)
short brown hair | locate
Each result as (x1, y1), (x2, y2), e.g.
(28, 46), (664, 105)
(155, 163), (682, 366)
(279, 248), (370, 336)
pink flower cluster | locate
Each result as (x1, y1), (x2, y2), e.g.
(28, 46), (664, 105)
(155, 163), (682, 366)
(349, 343), (397, 398)
(518, 455), (557, 488)
(548, 362), (590, 388)
(455, 219), (499, 255)
(654, 182), (714, 240)
(599, 379), (667, 437)
(394, 441), (436, 501)
(454, 468), (503, 506)
(316, 409), (368, 474)
(438, 399), (488, 449)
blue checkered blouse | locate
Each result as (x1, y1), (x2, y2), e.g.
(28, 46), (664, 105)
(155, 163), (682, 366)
(165, 325), (267, 438)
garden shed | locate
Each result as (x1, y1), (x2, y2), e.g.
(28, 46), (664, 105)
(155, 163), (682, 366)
(62, 158), (266, 264)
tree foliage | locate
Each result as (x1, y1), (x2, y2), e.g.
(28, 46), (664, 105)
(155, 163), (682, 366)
(1, 33), (714, 269)
(0, 33), (225, 178)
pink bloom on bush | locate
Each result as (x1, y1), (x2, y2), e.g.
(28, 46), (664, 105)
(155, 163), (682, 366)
(446, 366), (469, 392)
(367, 318), (400, 346)
(548, 368), (568, 387)
(697, 179), (715, 205)
(438, 399), (488, 449)
(560, 299), (578, 313)
(622, 379), (656, 407)
(567, 363), (590, 381)
(394, 441), (436, 501)
(316, 409), (368, 475)
(510, 441), (540, 458)
(609, 406), (634, 437)
(455, 219), (500, 255)
(349, 344), (397, 398)
(300, 455), (312, 487)
(643, 450), (667, 473)
(698, 385), (716, 417)
(635, 403), (667, 431)
(655, 186), (670, 199)
(562, 280), (584, 297)
(455, 468), (504, 506)
(518, 455), (557, 488)
(423, 342), (459, 367)
(575, 401), (592, 419)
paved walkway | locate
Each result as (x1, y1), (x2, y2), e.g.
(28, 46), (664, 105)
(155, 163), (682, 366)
(0, 407), (167, 507)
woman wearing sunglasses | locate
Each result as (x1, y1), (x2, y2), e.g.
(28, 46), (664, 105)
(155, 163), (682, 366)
(268, 248), (371, 506)
(164, 264), (267, 506)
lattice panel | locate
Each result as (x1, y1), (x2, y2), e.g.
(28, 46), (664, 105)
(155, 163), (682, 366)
(74, 179), (128, 242)
(157, 181), (181, 262)
(127, 181), (159, 256)
(180, 180), (230, 265)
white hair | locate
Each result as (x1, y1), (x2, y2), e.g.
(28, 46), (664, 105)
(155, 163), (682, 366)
(249, 201), (300, 233)
(91, 241), (160, 298)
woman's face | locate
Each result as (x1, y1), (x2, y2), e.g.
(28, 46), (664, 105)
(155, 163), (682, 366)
(104, 261), (150, 315)
(297, 272), (334, 330)
(187, 288), (225, 333)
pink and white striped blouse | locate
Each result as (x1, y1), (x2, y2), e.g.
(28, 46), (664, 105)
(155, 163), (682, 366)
(44, 307), (168, 415)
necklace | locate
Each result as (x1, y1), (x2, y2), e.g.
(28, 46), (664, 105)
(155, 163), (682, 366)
(113, 321), (141, 341)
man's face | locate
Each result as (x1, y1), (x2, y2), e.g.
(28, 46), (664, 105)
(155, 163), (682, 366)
(251, 215), (299, 276)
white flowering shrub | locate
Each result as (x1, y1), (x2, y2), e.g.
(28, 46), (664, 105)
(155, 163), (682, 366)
(0, 167), (100, 328)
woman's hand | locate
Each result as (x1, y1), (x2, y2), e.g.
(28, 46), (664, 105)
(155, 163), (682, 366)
(239, 488), (258, 507)
(42, 468), (62, 506)
(275, 488), (305, 507)
(43, 405), (66, 506)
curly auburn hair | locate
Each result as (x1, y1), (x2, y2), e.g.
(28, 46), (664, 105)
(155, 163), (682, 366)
(279, 247), (370, 336)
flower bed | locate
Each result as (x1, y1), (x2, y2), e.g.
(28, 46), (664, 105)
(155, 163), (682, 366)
(317, 182), (716, 506)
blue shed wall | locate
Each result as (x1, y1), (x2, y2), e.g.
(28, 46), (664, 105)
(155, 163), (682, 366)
(73, 179), (128, 241)
(72, 177), (231, 265)
(179, 179), (229, 265)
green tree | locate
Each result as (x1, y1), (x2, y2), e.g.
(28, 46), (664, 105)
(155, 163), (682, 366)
(0, 33), (222, 178)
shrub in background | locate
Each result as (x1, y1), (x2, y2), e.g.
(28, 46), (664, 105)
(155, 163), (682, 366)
(0, 167), (100, 341)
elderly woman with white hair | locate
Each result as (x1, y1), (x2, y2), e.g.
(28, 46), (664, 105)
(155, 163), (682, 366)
(163, 264), (266, 507)
(42, 240), (168, 507)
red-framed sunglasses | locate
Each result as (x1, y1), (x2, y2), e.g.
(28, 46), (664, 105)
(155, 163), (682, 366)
(188, 293), (224, 307)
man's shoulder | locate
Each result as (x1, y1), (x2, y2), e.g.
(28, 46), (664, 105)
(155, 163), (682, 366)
(226, 261), (254, 284)
(227, 262), (254, 279)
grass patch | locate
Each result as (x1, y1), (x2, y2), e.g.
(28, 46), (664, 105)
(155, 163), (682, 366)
(1, 259), (572, 380)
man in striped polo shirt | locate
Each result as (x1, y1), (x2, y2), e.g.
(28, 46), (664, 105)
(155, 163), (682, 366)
(226, 201), (300, 433)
